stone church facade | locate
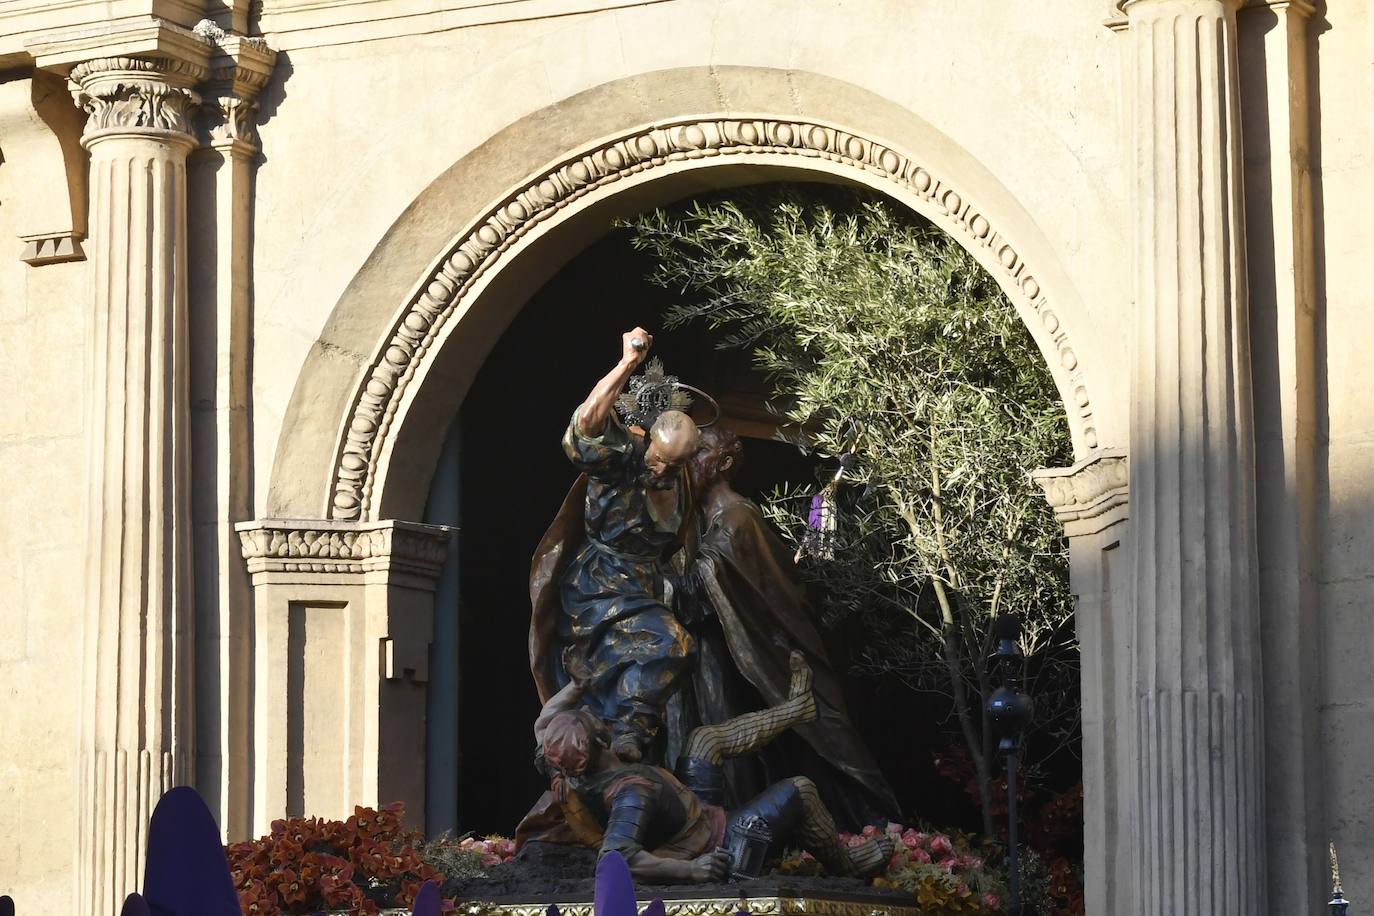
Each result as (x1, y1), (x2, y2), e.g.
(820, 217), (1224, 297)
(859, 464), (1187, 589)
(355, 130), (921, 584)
(0, 0), (1367, 913)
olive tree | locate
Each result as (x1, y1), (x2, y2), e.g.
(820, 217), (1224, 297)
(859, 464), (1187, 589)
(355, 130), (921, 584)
(626, 187), (1078, 835)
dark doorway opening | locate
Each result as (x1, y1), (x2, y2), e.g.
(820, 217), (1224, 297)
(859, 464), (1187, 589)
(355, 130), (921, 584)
(436, 185), (1024, 837)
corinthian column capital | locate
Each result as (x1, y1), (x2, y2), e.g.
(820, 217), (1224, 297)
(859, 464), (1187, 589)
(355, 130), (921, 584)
(28, 19), (213, 144)
(191, 20), (277, 153)
(68, 56), (207, 143)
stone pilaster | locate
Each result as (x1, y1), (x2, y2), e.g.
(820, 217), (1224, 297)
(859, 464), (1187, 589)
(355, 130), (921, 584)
(1035, 451), (1131, 915)
(186, 19), (276, 843)
(1119, 1), (1266, 913)
(67, 47), (208, 916)
(236, 519), (452, 836)
(1236, 3), (1323, 911)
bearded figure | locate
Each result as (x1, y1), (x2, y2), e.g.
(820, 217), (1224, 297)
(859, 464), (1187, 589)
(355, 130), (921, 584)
(669, 425), (901, 829)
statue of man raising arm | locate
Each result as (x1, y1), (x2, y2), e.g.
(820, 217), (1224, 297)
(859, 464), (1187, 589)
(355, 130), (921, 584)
(529, 328), (702, 764)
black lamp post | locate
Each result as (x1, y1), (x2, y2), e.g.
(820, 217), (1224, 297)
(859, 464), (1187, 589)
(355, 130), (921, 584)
(985, 614), (1033, 916)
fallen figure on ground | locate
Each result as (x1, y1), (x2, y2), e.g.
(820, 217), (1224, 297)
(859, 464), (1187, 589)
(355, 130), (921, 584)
(531, 650), (895, 883)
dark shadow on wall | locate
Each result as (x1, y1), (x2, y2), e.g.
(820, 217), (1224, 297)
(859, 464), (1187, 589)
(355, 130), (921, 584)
(1237, 4), (1331, 911)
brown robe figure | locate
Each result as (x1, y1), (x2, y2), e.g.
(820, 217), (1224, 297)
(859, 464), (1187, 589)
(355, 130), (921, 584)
(670, 426), (901, 829)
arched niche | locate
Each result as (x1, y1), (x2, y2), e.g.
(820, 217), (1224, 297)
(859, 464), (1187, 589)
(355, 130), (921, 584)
(264, 66), (1119, 522)
(254, 68), (1132, 911)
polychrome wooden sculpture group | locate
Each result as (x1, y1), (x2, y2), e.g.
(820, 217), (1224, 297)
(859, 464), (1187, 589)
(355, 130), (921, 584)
(520, 329), (899, 884)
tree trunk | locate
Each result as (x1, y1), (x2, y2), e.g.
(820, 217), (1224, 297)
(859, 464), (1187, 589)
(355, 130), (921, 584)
(939, 615), (994, 838)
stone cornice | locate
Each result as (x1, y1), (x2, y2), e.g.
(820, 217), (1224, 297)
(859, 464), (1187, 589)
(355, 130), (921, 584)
(1240, 0), (1316, 15)
(1111, 0), (1262, 21)
(27, 18), (276, 147)
(27, 17), (211, 74)
(1117, 0), (1244, 10)
(30, 21), (213, 143)
(237, 519), (453, 578)
(20, 231), (85, 265)
(1032, 448), (1128, 536)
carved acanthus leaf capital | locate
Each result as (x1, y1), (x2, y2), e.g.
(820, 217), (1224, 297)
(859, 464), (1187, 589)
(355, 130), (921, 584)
(1033, 449), (1128, 536)
(69, 56), (207, 141)
(193, 21), (277, 149)
(237, 518), (453, 579)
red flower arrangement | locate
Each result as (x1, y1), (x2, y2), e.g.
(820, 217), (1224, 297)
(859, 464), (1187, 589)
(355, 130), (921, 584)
(225, 803), (493, 916)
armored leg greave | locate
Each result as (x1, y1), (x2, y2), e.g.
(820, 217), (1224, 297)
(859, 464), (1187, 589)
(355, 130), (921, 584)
(793, 776), (894, 878)
(682, 651), (816, 765)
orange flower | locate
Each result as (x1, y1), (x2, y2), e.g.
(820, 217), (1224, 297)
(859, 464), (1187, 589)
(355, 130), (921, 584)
(237, 879), (279, 916)
(271, 868), (307, 906)
(268, 837), (303, 868)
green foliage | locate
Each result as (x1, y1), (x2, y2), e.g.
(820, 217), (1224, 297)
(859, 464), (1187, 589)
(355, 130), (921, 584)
(625, 185), (1078, 830)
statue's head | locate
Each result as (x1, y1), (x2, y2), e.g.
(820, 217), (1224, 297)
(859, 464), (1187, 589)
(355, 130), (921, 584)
(543, 709), (608, 778)
(690, 425), (743, 489)
(645, 410), (701, 481)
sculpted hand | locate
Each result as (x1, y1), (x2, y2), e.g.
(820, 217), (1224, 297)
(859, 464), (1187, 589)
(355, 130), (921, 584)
(689, 849), (732, 882)
(622, 328), (653, 367)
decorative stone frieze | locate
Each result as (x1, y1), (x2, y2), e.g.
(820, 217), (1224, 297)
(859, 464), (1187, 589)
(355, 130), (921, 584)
(328, 117), (1101, 521)
(461, 896), (922, 916)
(1032, 449), (1128, 537)
(237, 518), (451, 578)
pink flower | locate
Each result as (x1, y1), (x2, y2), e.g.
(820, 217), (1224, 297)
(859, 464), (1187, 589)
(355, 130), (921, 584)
(900, 831), (920, 849)
(929, 835), (954, 856)
(861, 825), (879, 838)
(910, 849), (932, 864)
(480, 853), (502, 867)
(983, 894), (1002, 910)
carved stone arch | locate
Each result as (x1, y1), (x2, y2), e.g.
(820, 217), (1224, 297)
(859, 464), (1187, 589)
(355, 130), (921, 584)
(257, 69), (1130, 909)
(264, 66), (1117, 524)
(329, 123), (1103, 521)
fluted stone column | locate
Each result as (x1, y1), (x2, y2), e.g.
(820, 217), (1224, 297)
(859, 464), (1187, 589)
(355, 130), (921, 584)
(69, 51), (206, 916)
(1120, 1), (1266, 913)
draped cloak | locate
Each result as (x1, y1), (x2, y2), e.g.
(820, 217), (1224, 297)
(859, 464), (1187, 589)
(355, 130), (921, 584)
(528, 411), (694, 707)
(673, 496), (902, 830)
(520, 413), (695, 847)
